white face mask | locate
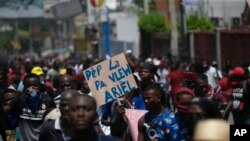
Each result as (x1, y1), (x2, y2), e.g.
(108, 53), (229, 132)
(27, 86), (39, 97)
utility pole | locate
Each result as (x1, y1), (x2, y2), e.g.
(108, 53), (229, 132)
(198, 0), (205, 17)
(180, 0), (188, 60)
(103, 6), (110, 59)
(216, 29), (222, 70)
(169, 0), (179, 57)
(144, 0), (149, 14)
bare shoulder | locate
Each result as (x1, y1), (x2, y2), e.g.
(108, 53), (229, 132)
(138, 115), (145, 128)
(138, 115), (145, 141)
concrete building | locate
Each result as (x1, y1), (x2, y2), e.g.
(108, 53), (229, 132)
(97, 12), (139, 58)
(155, 0), (246, 29)
(93, 0), (140, 58)
(185, 0), (246, 28)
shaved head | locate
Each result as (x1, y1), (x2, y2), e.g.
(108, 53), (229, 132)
(61, 89), (80, 100)
(68, 95), (97, 130)
(69, 95), (97, 110)
(60, 89), (80, 116)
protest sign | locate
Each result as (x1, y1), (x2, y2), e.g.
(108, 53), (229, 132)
(125, 109), (148, 141)
(83, 53), (138, 106)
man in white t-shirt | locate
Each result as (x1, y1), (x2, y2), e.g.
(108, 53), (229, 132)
(205, 61), (222, 88)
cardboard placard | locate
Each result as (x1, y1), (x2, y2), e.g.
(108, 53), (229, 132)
(83, 53), (138, 106)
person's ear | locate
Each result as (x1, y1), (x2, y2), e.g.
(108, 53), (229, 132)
(150, 73), (154, 78)
(156, 94), (161, 102)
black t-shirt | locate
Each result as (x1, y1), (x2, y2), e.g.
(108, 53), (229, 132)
(71, 130), (119, 141)
(95, 135), (118, 141)
(0, 101), (7, 141)
(230, 82), (245, 111)
(40, 119), (118, 141)
(39, 120), (64, 141)
(0, 100), (8, 129)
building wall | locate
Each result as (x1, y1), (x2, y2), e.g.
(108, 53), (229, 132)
(186, 0), (245, 28)
(155, 0), (180, 15)
(115, 14), (139, 57)
(220, 30), (250, 67)
(193, 32), (216, 61)
(190, 30), (250, 68)
(98, 13), (140, 58)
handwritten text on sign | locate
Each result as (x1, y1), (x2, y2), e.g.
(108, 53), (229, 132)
(83, 53), (138, 106)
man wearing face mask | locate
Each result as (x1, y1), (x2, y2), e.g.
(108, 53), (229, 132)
(17, 66), (54, 99)
(3, 73), (55, 141)
(173, 86), (196, 141)
(31, 66), (55, 99)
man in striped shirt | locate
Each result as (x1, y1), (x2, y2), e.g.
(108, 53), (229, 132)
(3, 73), (55, 141)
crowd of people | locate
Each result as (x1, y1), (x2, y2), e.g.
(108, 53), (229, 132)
(0, 52), (249, 141)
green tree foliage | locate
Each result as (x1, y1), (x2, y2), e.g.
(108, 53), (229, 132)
(186, 15), (214, 31)
(133, 0), (155, 12)
(133, 0), (143, 7)
(138, 13), (169, 35)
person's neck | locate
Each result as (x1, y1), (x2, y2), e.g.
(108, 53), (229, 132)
(150, 104), (164, 115)
(176, 112), (185, 119)
(73, 128), (95, 141)
(142, 79), (153, 84)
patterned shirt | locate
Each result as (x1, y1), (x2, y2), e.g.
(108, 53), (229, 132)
(144, 108), (186, 141)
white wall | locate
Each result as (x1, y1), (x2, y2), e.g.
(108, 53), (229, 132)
(98, 13), (140, 58)
(116, 15), (139, 42)
(116, 14), (139, 58)
(186, 0), (246, 27)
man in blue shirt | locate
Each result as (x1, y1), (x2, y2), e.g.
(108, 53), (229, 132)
(138, 84), (184, 141)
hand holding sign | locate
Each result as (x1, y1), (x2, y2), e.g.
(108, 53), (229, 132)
(83, 53), (138, 106)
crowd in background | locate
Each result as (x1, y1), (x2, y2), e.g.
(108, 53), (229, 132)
(0, 52), (249, 141)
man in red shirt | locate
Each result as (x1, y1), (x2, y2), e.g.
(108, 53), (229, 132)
(168, 63), (184, 95)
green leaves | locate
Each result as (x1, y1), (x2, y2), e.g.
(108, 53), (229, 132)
(138, 13), (169, 35)
(186, 15), (214, 31)
(133, 0), (143, 7)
